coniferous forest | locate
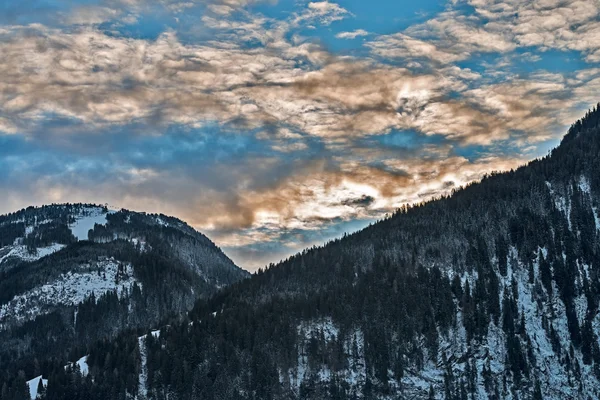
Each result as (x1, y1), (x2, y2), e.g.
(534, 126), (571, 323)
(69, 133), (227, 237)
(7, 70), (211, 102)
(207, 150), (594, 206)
(1, 106), (600, 399)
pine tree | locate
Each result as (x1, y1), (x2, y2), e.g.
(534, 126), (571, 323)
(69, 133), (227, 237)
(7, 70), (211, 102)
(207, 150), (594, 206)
(14, 372), (29, 400)
(37, 378), (46, 399)
(428, 384), (436, 400)
(533, 380), (543, 400)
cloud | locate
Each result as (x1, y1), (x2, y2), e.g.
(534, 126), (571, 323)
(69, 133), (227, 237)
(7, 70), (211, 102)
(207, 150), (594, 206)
(302, 2), (350, 25)
(373, 0), (600, 64)
(393, 75), (576, 145)
(367, 33), (466, 64)
(0, 24), (492, 145)
(2, 0), (600, 270)
(64, 6), (122, 25)
(335, 29), (368, 39)
(2, 0), (587, 148)
(341, 195), (375, 207)
(0, 115), (527, 271)
(367, 12), (516, 65)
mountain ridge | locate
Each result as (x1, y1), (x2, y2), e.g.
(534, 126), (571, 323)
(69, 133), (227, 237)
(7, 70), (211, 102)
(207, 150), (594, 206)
(1, 106), (600, 399)
(167, 106), (600, 399)
(0, 203), (249, 396)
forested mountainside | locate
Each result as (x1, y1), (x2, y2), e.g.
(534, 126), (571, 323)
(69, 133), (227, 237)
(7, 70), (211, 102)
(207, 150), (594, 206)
(0, 204), (248, 396)
(2, 105), (600, 400)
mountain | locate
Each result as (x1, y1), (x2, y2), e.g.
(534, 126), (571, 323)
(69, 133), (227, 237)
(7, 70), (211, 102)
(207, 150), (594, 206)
(2, 105), (600, 400)
(0, 204), (248, 382)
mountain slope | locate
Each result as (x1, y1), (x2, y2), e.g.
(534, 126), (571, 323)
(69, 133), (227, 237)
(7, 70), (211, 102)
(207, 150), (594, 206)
(0, 204), (248, 377)
(2, 106), (600, 400)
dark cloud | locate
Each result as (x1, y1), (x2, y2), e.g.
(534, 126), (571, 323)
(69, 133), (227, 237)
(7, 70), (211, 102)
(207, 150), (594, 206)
(341, 195), (375, 208)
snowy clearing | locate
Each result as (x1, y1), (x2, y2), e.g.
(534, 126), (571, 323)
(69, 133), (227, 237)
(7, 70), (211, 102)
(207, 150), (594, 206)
(69, 207), (111, 241)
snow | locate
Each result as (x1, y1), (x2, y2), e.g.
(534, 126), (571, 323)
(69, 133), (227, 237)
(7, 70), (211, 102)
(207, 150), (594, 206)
(393, 243), (600, 399)
(76, 355), (89, 376)
(280, 233), (600, 399)
(403, 364), (442, 395)
(64, 355), (90, 376)
(131, 237), (149, 252)
(548, 175), (599, 233)
(578, 176), (600, 230)
(137, 335), (149, 399)
(156, 216), (168, 227)
(344, 329), (366, 387)
(136, 330), (163, 398)
(289, 319), (365, 392)
(579, 175), (592, 194)
(0, 259), (138, 328)
(69, 207), (110, 241)
(516, 265), (559, 367)
(290, 319), (340, 389)
(27, 375), (47, 399)
(0, 243), (65, 266)
(298, 318), (339, 341)
(0, 206), (116, 267)
(24, 219), (53, 238)
(574, 291), (588, 326)
(31, 356), (88, 398)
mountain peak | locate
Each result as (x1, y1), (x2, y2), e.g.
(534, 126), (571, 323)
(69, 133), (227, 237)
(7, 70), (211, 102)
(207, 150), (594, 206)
(0, 203), (248, 372)
(563, 102), (600, 143)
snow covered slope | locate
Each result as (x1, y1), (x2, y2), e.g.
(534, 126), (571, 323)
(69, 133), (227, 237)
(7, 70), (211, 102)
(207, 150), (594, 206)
(0, 258), (137, 329)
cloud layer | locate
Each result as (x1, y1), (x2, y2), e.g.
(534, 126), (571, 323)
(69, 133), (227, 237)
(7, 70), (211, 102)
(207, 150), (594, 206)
(1, 0), (599, 269)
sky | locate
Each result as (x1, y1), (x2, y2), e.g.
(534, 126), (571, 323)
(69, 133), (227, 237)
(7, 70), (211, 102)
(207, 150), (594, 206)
(1, 0), (600, 271)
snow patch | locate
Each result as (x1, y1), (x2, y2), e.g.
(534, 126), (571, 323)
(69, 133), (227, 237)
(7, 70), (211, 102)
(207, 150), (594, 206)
(64, 355), (90, 377)
(579, 175), (592, 194)
(298, 318), (339, 341)
(131, 237), (149, 252)
(156, 216), (168, 227)
(77, 355), (89, 376)
(69, 207), (111, 241)
(0, 243), (65, 266)
(24, 219), (53, 238)
(27, 375), (47, 399)
(137, 333), (151, 399)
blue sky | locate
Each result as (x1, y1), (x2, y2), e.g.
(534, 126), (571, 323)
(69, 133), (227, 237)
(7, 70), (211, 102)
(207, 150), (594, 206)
(1, 0), (599, 270)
